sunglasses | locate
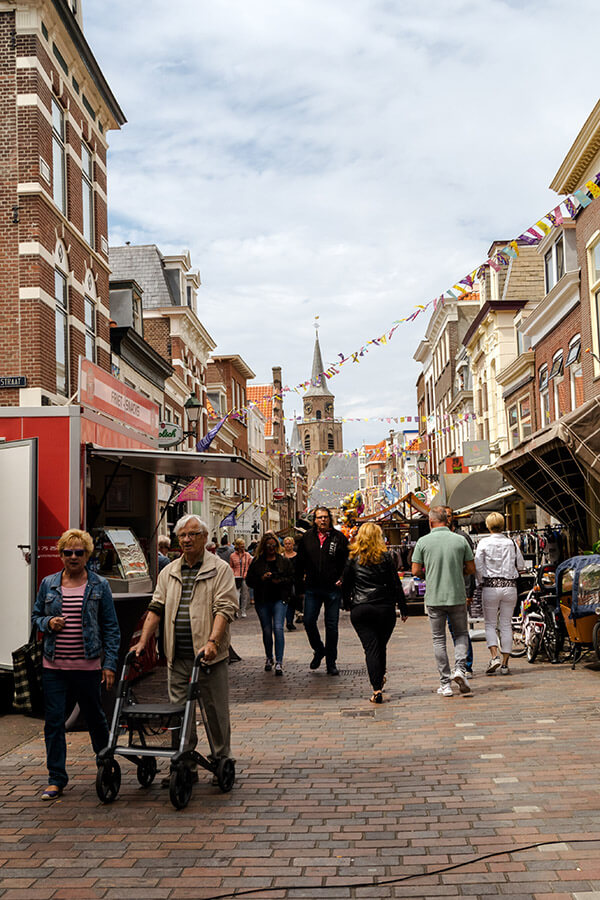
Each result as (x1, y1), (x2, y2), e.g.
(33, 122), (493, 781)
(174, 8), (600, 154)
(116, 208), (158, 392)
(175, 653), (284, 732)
(62, 549), (85, 557)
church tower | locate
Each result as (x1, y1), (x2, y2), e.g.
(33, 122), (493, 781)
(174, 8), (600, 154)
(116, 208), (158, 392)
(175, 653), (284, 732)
(301, 329), (343, 488)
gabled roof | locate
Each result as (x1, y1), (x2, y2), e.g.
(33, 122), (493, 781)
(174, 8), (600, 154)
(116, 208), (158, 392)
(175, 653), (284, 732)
(363, 440), (387, 464)
(247, 384), (273, 437)
(308, 456), (359, 510)
(304, 334), (333, 397)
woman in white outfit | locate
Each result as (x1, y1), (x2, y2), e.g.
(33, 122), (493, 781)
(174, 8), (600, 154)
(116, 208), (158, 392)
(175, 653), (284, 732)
(475, 512), (525, 675)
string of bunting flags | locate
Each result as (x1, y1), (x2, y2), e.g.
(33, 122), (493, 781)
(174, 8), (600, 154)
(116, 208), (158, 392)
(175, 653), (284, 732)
(210, 172), (600, 422)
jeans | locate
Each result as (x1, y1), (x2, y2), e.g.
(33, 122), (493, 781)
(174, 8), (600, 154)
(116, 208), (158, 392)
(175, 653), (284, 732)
(447, 614), (473, 670)
(43, 668), (109, 789)
(350, 602), (396, 691)
(235, 578), (250, 615)
(255, 600), (286, 663)
(303, 588), (341, 667)
(285, 593), (296, 628)
(427, 604), (469, 685)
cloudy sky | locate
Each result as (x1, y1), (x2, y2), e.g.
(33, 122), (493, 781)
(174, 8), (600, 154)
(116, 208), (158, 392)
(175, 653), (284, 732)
(84, 0), (599, 450)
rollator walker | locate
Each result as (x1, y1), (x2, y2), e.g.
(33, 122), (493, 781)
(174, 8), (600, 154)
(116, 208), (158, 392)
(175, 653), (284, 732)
(96, 649), (235, 810)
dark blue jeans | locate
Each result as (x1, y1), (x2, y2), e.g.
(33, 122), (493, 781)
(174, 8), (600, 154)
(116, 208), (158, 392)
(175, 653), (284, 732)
(447, 614), (473, 671)
(43, 668), (109, 789)
(255, 600), (286, 663)
(303, 588), (341, 667)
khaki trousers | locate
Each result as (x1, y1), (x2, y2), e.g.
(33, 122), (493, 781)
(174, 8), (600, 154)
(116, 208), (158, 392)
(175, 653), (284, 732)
(168, 656), (232, 759)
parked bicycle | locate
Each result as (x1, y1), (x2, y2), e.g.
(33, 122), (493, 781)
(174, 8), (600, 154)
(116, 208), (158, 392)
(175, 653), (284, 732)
(511, 565), (563, 663)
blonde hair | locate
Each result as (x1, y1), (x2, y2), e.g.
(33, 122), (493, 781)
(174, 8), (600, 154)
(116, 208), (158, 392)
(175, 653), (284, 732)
(349, 523), (387, 566)
(234, 538), (245, 550)
(57, 529), (94, 556)
(486, 512), (505, 533)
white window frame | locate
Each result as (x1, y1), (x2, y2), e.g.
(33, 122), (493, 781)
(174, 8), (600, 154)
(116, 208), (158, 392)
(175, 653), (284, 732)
(544, 234), (565, 294)
(81, 143), (94, 247)
(84, 295), (96, 363)
(51, 98), (66, 214)
(54, 268), (69, 396)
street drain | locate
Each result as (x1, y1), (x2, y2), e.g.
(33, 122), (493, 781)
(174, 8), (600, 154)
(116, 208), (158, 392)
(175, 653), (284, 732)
(337, 667), (367, 676)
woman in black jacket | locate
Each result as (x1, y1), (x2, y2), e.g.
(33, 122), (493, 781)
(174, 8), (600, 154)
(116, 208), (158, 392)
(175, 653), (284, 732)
(246, 534), (293, 676)
(342, 523), (408, 703)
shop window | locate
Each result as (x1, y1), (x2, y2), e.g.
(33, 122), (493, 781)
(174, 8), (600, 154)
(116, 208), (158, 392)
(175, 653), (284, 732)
(544, 234), (565, 293)
(508, 404), (519, 448)
(51, 99), (66, 214)
(54, 269), (68, 396)
(84, 296), (96, 362)
(81, 144), (94, 246)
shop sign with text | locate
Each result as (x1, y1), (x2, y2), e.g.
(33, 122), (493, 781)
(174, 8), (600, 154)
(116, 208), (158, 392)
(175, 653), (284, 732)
(79, 358), (159, 438)
(158, 422), (184, 447)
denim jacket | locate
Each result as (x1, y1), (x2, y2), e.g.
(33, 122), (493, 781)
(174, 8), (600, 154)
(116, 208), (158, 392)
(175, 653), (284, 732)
(31, 570), (121, 671)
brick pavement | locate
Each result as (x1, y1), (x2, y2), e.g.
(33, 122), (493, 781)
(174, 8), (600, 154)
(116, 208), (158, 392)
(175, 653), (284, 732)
(1, 612), (600, 899)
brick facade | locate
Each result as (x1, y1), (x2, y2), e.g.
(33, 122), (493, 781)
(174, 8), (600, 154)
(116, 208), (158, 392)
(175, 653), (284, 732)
(0, 4), (124, 408)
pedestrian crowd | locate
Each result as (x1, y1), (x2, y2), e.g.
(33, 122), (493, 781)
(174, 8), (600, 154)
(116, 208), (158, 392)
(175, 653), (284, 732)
(30, 503), (525, 801)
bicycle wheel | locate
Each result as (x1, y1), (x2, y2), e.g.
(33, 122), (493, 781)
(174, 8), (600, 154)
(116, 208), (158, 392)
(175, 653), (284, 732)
(527, 632), (540, 663)
(511, 622), (527, 658)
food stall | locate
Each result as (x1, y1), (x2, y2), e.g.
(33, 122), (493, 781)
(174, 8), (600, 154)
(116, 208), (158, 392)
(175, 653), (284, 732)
(0, 359), (267, 709)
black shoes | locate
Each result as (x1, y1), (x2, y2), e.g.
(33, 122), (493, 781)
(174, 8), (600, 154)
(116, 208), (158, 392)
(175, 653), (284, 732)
(286, 624), (297, 631)
(327, 664), (340, 676)
(264, 658), (273, 672)
(309, 650), (325, 670)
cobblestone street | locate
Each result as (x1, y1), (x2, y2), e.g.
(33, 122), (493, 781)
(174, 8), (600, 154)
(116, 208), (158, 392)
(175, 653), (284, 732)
(2, 612), (600, 899)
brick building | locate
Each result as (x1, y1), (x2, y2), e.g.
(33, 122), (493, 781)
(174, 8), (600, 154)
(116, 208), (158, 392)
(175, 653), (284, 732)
(0, 0), (125, 407)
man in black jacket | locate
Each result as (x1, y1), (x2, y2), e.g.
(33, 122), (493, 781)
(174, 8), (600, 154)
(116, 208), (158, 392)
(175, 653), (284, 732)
(296, 507), (349, 675)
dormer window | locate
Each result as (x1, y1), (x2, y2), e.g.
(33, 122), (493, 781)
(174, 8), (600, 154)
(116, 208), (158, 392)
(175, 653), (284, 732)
(544, 234), (565, 293)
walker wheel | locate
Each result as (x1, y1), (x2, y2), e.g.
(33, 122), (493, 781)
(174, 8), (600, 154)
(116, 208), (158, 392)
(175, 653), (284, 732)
(96, 759), (121, 803)
(216, 757), (235, 793)
(136, 756), (157, 787)
(169, 766), (193, 810)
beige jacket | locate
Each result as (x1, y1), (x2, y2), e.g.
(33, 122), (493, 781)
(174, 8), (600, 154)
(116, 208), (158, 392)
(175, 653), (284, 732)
(151, 553), (238, 667)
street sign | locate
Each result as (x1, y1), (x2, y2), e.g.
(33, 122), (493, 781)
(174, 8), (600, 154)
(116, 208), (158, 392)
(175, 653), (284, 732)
(272, 488), (285, 500)
(0, 376), (27, 388)
(158, 421), (184, 447)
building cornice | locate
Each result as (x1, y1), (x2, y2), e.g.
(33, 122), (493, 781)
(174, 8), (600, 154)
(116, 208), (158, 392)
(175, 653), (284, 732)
(463, 300), (528, 348)
(521, 270), (580, 347)
(550, 98), (600, 194)
(537, 220), (576, 256)
(143, 306), (217, 354)
(109, 326), (174, 385)
(496, 351), (535, 387)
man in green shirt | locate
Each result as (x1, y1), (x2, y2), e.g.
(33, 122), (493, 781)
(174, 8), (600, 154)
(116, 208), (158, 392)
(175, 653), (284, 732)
(412, 506), (476, 696)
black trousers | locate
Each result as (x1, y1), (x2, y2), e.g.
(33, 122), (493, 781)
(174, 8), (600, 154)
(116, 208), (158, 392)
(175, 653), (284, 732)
(350, 602), (396, 691)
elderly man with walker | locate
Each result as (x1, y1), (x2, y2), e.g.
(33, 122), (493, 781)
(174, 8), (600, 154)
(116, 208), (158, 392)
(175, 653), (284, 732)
(132, 514), (238, 784)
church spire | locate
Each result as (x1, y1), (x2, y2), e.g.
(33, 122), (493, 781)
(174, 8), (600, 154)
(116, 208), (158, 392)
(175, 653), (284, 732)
(304, 324), (333, 398)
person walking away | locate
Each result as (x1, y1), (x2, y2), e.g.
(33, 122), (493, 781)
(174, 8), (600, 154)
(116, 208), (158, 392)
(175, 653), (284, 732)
(296, 507), (349, 676)
(132, 515), (238, 784)
(282, 536), (299, 630)
(412, 506), (476, 696)
(246, 534), (293, 675)
(217, 534), (234, 562)
(444, 507), (475, 675)
(158, 535), (171, 572)
(229, 538), (253, 618)
(475, 512), (525, 675)
(342, 523), (408, 703)
(32, 529), (120, 800)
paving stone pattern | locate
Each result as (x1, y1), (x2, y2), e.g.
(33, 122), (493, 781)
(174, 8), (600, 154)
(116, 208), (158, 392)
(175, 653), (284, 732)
(1, 613), (600, 899)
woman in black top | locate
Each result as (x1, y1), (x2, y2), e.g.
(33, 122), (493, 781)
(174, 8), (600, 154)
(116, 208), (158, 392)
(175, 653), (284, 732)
(246, 534), (293, 676)
(342, 523), (408, 703)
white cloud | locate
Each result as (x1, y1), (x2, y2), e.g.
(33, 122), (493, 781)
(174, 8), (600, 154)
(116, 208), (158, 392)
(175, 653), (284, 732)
(85, 0), (600, 448)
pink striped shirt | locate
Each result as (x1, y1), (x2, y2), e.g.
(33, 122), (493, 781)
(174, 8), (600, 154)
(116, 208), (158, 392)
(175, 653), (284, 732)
(43, 584), (101, 671)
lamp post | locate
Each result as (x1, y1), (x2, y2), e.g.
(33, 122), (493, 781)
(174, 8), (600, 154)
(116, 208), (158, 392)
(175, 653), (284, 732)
(183, 393), (202, 442)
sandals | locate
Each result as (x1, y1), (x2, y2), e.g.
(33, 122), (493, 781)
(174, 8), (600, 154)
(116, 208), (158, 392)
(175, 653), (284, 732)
(41, 786), (63, 801)
(370, 690), (384, 704)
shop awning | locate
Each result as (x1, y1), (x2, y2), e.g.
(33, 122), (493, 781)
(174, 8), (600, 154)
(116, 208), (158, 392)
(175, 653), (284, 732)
(496, 415), (599, 539)
(454, 487), (517, 515)
(87, 446), (268, 480)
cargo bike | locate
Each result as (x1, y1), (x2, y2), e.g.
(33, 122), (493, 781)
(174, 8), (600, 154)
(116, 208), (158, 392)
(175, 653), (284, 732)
(96, 649), (235, 809)
(555, 554), (600, 667)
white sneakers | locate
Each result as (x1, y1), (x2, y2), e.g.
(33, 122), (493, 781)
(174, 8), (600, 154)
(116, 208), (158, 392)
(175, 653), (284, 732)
(451, 671), (472, 694)
(437, 684), (453, 696)
(486, 657), (501, 675)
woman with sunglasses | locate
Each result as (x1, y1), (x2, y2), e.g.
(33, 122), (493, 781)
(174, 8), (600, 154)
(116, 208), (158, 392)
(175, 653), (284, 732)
(31, 529), (120, 801)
